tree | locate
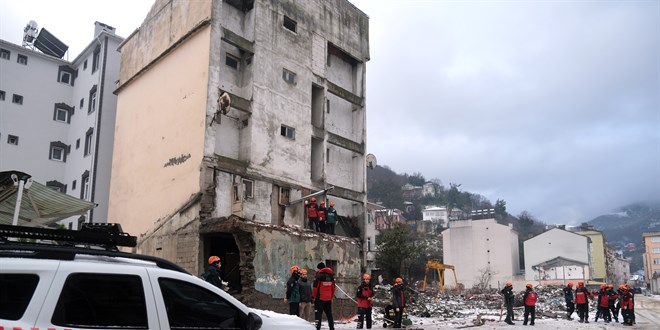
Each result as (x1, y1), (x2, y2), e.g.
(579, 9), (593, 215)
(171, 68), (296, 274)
(446, 183), (462, 217)
(517, 210), (536, 239)
(376, 223), (427, 280)
(407, 172), (426, 186)
(495, 199), (507, 219)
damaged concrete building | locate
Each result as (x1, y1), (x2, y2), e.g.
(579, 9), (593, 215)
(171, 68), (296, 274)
(108, 0), (369, 314)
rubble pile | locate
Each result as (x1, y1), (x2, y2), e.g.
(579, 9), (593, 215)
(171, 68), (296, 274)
(370, 284), (572, 322)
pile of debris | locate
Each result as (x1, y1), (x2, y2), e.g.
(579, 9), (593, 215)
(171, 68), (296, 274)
(370, 284), (572, 322)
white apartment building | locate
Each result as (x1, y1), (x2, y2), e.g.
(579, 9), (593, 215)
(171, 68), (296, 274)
(442, 218), (520, 289)
(0, 22), (121, 228)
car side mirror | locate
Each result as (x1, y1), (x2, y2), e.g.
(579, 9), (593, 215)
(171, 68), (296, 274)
(245, 311), (262, 330)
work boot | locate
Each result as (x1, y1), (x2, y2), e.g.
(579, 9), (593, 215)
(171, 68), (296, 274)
(578, 318), (584, 323)
(585, 319), (590, 323)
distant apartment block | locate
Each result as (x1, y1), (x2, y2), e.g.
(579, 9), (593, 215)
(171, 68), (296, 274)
(0, 22), (121, 228)
(643, 232), (660, 293)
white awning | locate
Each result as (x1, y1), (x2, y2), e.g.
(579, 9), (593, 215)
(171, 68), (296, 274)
(0, 171), (97, 227)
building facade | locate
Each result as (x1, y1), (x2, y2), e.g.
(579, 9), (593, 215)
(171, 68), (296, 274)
(643, 232), (660, 293)
(0, 22), (121, 228)
(442, 218), (520, 289)
(576, 230), (608, 283)
(524, 228), (591, 283)
(109, 0), (369, 313)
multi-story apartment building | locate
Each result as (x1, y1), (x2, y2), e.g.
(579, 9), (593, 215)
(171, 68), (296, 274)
(442, 218), (520, 289)
(643, 231), (660, 293)
(108, 0), (368, 311)
(0, 22), (121, 228)
(576, 229), (608, 283)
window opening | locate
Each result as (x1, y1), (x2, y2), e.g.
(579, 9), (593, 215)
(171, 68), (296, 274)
(225, 53), (239, 70)
(279, 187), (290, 205)
(0, 90), (4, 101)
(84, 129), (94, 156)
(55, 108), (68, 122)
(242, 179), (253, 199)
(59, 71), (71, 84)
(283, 16), (297, 33)
(17, 54), (27, 65)
(80, 98), (84, 108)
(282, 68), (296, 85)
(82, 174), (90, 200)
(12, 94), (23, 105)
(7, 135), (18, 145)
(51, 146), (64, 161)
(0, 49), (9, 60)
(280, 125), (295, 139)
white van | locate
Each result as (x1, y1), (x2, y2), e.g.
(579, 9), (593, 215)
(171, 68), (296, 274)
(0, 224), (313, 330)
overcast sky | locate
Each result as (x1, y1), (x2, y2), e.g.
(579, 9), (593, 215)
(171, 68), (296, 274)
(1, 0), (658, 225)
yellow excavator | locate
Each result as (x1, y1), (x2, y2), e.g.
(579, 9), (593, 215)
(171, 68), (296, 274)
(421, 260), (458, 292)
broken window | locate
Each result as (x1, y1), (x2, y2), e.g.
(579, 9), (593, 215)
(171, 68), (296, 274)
(280, 125), (295, 140)
(279, 187), (290, 205)
(283, 16), (297, 33)
(282, 68), (296, 85)
(242, 179), (253, 199)
(225, 53), (239, 70)
(233, 184), (240, 202)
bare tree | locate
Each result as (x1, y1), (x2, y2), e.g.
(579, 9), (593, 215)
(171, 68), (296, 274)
(473, 266), (499, 292)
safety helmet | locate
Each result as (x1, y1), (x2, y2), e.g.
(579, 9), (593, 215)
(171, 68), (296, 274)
(607, 284), (614, 289)
(505, 282), (512, 287)
(311, 197), (316, 202)
(300, 269), (308, 275)
(395, 277), (403, 284)
(526, 283), (533, 288)
(208, 256), (221, 265)
(578, 281), (584, 287)
(330, 202), (335, 207)
(363, 273), (371, 281)
(320, 201), (325, 205)
(624, 283), (630, 288)
(567, 282), (573, 287)
(290, 265), (300, 273)
(619, 284), (625, 290)
(601, 284), (607, 289)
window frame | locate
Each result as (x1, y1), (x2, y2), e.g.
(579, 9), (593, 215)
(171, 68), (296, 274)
(242, 179), (254, 199)
(225, 53), (240, 70)
(282, 68), (297, 85)
(84, 128), (94, 156)
(81, 172), (90, 200)
(55, 108), (68, 123)
(12, 94), (23, 105)
(0, 90), (5, 101)
(17, 54), (27, 65)
(280, 125), (295, 140)
(92, 46), (101, 72)
(0, 48), (10, 60)
(283, 16), (297, 33)
(59, 71), (72, 85)
(7, 135), (19, 145)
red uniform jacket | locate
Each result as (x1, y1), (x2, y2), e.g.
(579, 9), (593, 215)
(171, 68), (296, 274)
(356, 282), (373, 308)
(307, 203), (318, 218)
(598, 290), (609, 308)
(312, 267), (335, 301)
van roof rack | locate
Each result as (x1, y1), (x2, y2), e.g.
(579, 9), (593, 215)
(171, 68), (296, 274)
(0, 223), (189, 274)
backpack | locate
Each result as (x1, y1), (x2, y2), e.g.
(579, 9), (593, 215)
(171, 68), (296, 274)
(525, 292), (537, 306)
(200, 269), (210, 281)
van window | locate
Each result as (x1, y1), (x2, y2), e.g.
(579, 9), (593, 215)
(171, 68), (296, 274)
(0, 274), (39, 320)
(51, 273), (148, 328)
(159, 278), (242, 329)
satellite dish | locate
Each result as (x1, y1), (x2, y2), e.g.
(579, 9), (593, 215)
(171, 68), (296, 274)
(366, 154), (377, 169)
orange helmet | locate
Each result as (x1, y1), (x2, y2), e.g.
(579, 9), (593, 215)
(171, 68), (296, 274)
(290, 265), (300, 273)
(505, 282), (512, 287)
(300, 269), (308, 275)
(601, 284), (607, 289)
(208, 256), (221, 265)
(330, 202), (335, 207)
(363, 273), (371, 281)
(607, 284), (614, 289)
(526, 283), (533, 288)
(567, 282), (574, 287)
(624, 284), (630, 289)
(395, 277), (403, 284)
(311, 197), (316, 202)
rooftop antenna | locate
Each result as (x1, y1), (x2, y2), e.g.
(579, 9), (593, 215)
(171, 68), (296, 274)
(23, 20), (39, 49)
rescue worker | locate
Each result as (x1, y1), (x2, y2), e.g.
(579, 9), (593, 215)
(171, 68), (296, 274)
(299, 268), (314, 322)
(326, 202), (338, 235)
(620, 284), (634, 326)
(522, 283), (537, 326)
(306, 197), (319, 231)
(356, 273), (374, 329)
(285, 265), (301, 316)
(318, 201), (327, 233)
(562, 282), (575, 320)
(608, 284), (619, 322)
(615, 284), (624, 322)
(313, 262), (336, 330)
(501, 282), (515, 325)
(391, 277), (406, 328)
(575, 281), (591, 323)
(625, 284), (636, 325)
(201, 255), (226, 290)
(594, 284), (611, 322)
